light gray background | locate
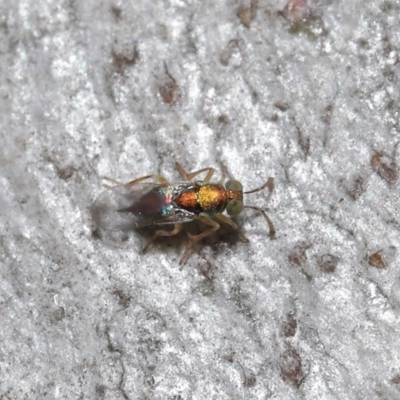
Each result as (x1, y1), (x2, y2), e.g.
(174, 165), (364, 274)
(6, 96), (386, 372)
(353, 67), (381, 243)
(1, 0), (399, 399)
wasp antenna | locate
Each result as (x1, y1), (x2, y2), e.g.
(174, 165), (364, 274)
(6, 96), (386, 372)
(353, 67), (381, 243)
(244, 177), (274, 195)
(244, 205), (276, 239)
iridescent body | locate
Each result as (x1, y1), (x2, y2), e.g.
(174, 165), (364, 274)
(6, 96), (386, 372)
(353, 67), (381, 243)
(91, 163), (275, 264)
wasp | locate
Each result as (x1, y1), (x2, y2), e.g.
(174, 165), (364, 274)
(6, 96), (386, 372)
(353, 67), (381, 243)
(91, 163), (275, 264)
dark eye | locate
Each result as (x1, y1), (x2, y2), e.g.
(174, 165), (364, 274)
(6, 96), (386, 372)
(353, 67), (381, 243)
(226, 180), (243, 191)
(226, 200), (243, 215)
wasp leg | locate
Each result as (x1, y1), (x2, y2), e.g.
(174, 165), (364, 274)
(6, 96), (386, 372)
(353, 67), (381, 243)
(101, 174), (168, 189)
(124, 174), (168, 189)
(101, 176), (124, 187)
(179, 215), (220, 264)
(175, 163), (215, 183)
(219, 162), (229, 184)
(214, 214), (249, 243)
(102, 176), (128, 189)
(142, 223), (183, 254)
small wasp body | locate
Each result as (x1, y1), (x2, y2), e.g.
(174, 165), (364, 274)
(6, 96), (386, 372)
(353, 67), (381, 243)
(91, 163), (275, 264)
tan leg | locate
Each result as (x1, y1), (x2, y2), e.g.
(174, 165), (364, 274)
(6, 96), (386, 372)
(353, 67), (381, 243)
(219, 162), (229, 185)
(214, 214), (249, 243)
(142, 223), (183, 253)
(102, 174), (168, 189)
(101, 176), (124, 187)
(175, 162), (215, 183)
(179, 215), (220, 264)
(124, 174), (168, 189)
(244, 206), (276, 239)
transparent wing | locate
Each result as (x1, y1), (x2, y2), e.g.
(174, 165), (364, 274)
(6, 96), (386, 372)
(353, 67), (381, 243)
(91, 182), (179, 231)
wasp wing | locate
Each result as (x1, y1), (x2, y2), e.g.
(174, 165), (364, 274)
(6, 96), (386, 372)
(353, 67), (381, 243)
(91, 182), (179, 231)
